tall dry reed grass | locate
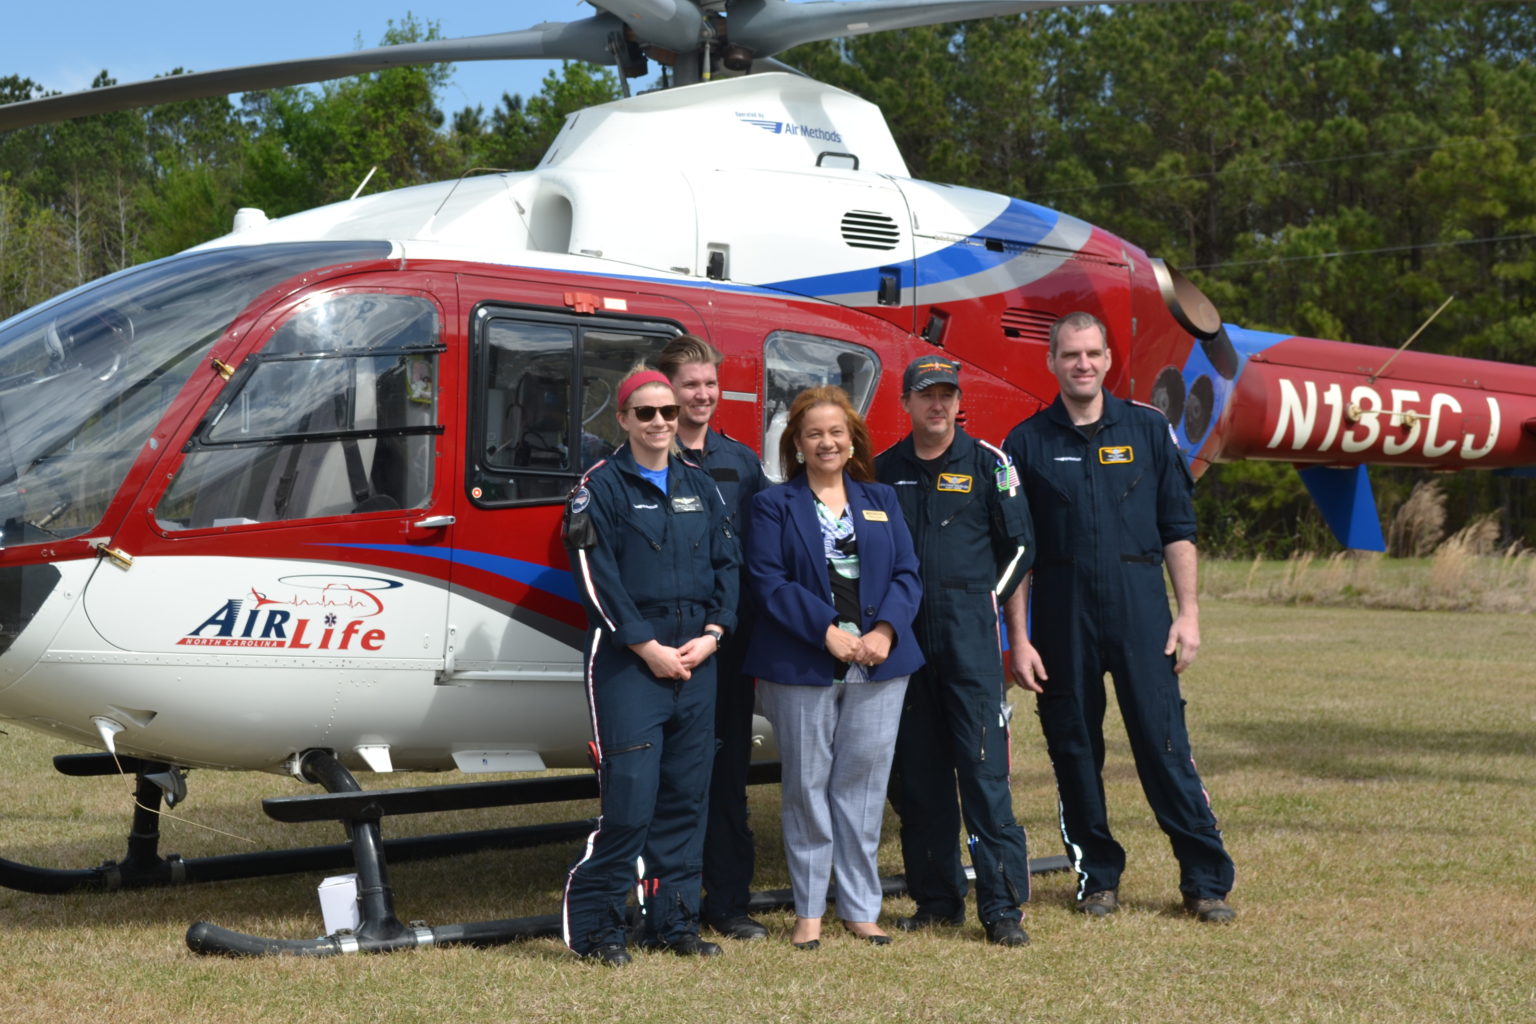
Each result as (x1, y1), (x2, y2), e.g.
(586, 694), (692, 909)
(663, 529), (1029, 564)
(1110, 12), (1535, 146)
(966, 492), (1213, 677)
(1209, 542), (1536, 613)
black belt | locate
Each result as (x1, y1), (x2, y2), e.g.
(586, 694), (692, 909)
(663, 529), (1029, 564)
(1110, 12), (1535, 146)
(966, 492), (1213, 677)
(635, 600), (707, 615)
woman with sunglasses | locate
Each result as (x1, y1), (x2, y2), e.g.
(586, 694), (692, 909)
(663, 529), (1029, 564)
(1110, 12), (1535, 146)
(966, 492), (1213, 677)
(743, 386), (923, 949)
(561, 366), (740, 966)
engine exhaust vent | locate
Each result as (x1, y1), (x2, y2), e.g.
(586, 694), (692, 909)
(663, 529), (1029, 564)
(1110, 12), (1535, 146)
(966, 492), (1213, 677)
(1001, 307), (1056, 344)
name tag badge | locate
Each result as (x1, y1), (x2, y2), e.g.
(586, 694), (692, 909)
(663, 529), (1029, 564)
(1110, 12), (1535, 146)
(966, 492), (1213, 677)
(862, 509), (889, 522)
(936, 473), (973, 493)
(671, 495), (704, 513)
(1099, 446), (1134, 465)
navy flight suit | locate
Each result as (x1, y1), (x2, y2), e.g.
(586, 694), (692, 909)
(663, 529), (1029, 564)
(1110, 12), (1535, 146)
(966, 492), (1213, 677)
(678, 428), (769, 928)
(876, 427), (1035, 927)
(1003, 392), (1234, 903)
(561, 443), (740, 955)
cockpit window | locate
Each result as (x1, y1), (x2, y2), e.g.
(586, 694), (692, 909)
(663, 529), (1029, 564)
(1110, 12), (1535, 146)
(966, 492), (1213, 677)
(157, 292), (443, 529)
(0, 241), (390, 546)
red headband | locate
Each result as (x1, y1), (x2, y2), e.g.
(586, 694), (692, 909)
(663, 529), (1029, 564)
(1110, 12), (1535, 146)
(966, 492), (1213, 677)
(618, 371), (673, 409)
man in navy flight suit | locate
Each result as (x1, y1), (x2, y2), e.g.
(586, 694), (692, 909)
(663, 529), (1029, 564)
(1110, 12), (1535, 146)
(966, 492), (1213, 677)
(876, 355), (1036, 946)
(657, 334), (772, 941)
(1002, 312), (1236, 923)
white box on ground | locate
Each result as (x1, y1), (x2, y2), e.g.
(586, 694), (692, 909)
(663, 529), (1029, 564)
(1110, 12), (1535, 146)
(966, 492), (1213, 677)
(318, 873), (360, 934)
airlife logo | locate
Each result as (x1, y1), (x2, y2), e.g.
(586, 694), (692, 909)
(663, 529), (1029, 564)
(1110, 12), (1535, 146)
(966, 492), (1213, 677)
(179, 574), (399, 651)
(736, 112), (844, 144)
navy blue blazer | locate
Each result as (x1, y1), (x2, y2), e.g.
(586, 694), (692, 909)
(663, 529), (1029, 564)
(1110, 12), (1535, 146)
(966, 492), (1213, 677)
(742, 473), (924, 687)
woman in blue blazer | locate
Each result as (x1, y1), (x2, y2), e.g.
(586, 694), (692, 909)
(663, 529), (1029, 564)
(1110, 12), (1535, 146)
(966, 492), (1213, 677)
(744, 386), (923, 949)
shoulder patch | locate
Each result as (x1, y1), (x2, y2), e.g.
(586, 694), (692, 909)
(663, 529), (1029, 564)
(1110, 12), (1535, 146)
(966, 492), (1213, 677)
(568, 486), (592, 513)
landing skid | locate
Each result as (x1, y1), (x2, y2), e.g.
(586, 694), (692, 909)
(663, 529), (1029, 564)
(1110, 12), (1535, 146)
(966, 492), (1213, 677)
(187, 750), (1070, 957)
(187, 750), (794, 955)
(188, 860), (1074, 957)
(6, 749), (1068, 956)
(0, 753), (597, 896)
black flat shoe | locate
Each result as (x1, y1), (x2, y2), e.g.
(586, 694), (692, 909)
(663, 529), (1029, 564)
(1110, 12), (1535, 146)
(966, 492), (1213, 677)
(791, 938), (821, 951)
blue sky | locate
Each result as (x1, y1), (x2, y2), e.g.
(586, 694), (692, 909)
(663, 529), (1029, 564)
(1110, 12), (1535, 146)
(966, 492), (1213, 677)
(1, 1), (642, 116)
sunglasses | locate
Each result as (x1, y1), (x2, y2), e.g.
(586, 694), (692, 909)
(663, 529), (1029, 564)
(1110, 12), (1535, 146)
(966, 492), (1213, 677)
(627, 404), (681, 422)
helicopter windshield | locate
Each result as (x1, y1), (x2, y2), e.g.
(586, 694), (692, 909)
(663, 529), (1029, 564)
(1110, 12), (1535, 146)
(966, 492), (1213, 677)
(0, 241), (390, 547)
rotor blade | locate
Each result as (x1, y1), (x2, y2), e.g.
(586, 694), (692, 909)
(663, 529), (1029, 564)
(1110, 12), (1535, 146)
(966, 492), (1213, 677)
(585, 1), (709, 52)
(725, 0), (1180, 58)
(0, 17), (622, 133)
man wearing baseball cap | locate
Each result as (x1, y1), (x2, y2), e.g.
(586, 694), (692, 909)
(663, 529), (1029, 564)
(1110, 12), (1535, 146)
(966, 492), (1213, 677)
(875, 355), (1036, 945)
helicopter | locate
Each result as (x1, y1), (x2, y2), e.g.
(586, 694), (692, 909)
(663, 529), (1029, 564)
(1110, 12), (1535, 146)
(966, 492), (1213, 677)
(1, 0), (1534, 956)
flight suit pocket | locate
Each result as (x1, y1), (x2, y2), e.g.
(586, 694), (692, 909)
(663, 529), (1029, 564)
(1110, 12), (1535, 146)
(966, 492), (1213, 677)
(1114, 467), (1161, 557)
(934, 584), (1004, 677)
(623, 510), (666, 549)
(1030, 465), (1077, 566)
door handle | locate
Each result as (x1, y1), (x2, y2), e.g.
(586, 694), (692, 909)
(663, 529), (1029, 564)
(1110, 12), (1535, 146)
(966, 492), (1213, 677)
(412, 515), (455, 529)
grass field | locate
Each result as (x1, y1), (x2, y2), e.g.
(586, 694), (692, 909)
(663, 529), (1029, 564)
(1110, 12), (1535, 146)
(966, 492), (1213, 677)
(2, 566), (1533, 1022)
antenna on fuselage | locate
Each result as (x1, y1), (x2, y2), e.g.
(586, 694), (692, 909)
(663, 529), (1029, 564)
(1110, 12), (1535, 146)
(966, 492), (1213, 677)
(1367, 294), (1456, 385)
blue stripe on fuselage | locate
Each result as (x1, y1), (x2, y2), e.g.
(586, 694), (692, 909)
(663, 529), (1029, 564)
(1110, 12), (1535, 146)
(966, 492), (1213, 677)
(321, 543), (579, 603)
(768, 197), (1062, 296)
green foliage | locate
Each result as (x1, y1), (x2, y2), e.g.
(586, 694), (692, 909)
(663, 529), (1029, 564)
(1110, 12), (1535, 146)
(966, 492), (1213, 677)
(0, 16), (616, 322)
(0, 3), (1531, 550)
(236, 16), (458, 214)
(1194, 460), (1336, 557)
(459, 63), (621, 172)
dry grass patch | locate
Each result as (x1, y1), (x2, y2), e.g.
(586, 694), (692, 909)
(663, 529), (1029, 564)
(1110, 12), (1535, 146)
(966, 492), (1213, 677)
(2, 599), (1534, 1023)
(1207, 549), (1536, 613)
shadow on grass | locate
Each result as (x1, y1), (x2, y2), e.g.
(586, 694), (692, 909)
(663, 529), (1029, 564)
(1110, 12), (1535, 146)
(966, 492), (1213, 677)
(1212, 717), (1531, 784)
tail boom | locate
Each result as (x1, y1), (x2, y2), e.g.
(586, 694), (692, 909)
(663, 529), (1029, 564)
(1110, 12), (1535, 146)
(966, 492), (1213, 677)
(1205, 330), (1536, 472)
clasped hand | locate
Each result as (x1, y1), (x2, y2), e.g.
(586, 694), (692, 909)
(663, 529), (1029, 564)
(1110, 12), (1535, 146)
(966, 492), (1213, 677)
(825, 624), (892, 670)
(631, 630), (721, 681)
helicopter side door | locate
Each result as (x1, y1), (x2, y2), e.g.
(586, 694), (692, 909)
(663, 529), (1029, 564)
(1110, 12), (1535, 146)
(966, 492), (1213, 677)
(437, 274), (711, 772)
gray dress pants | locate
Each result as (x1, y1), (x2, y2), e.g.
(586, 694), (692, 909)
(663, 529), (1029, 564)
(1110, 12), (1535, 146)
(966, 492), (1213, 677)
(760, 673), (909, 922)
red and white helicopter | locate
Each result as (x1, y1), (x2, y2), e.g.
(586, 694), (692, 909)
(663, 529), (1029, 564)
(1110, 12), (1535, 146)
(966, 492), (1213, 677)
(0, 0), (1533, 954)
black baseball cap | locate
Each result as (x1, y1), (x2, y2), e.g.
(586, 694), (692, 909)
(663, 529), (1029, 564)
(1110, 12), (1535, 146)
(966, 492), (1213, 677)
(903, 355), (961, 393)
